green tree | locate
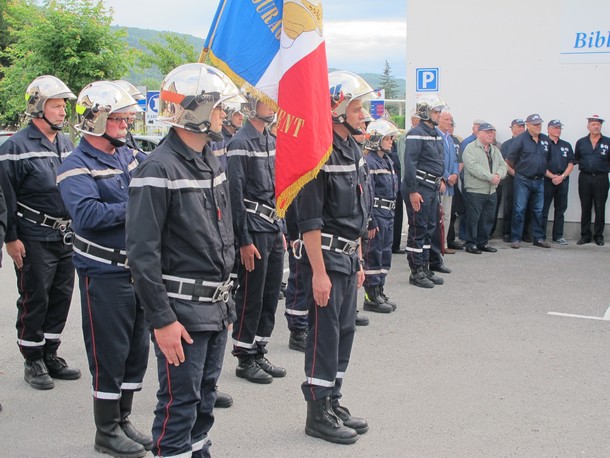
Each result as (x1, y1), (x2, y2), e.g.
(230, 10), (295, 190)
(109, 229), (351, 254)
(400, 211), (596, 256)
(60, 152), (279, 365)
(379, 60), (399, 100)
(0, 0), (136, 127)
(138, 32), (199, 77)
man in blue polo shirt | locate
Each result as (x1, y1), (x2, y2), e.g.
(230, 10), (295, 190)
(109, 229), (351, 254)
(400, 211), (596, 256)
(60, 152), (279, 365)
(506, 114), (551, 249)
(542, 119), (574, 245)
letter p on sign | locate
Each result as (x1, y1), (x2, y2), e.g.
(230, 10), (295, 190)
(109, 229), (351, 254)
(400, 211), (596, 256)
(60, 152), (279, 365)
(416, 68), (439, 92)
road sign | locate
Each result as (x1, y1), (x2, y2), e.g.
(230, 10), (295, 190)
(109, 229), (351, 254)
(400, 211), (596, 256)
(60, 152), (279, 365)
(370, 100), (385, 119)
(146, 91), (160, 129)
(416, 68), (439, 92)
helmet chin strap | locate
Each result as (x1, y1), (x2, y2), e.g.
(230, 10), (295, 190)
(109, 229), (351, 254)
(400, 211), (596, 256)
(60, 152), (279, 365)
(343, 121), (363, 136)
(256, 114), (275, 124)
(42, 115), (65, 131)
(102, 133), (126, 148)
(207, 129), (224, 142)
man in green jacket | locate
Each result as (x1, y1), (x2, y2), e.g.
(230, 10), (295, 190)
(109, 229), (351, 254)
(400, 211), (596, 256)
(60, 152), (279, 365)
(462, 123), (507, 254)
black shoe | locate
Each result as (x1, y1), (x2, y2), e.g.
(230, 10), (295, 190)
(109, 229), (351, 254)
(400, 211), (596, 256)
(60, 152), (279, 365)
(214, 389), (233, 408)
(333, 404), (369, 435)
(363, 286), (393, 313)
(94, 399), (146, 458)
(289, 329), (307, 352)
(576, 238), (591, 245)
(255, 355), (286, 378)
(465, 245), (481, 254)
(355, 311), (369, 326)
(278, 281), (287, 300)
(533, 239), (551, 248)
(24, 359), (54, 390)
(429, 263), (452, 273)
(391, 248), (406, 254)
(502, 234), (511, 243)
(44, 354), (81, 380)
(522, 235), (532, 243)
(477, 245), (497, 253)
(409, 267), (434, 288)
(447, 241), (464, 250)
(236, 357), (273, 384)
(305, 397), (359, 445)
(595, 237), (605, 246)
(424, 268), (444, 285)
(380, 287), (397, 311)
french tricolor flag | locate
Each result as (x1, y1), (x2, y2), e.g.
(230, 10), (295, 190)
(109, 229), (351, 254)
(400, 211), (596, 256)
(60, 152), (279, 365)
(203, 0), (333, 217)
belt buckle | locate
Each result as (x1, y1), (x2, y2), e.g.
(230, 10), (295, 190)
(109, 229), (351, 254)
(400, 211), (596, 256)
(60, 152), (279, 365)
(212, 280), (233, 303)
(342, 242), (358, 256)
(388, 201), (396, 210)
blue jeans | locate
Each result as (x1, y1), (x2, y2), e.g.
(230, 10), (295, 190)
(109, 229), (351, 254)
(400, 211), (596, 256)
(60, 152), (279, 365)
(512, 173), (544, 242)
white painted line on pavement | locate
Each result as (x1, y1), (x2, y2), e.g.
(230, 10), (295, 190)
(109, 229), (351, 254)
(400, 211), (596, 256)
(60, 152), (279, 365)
(548, 305), (610, 321)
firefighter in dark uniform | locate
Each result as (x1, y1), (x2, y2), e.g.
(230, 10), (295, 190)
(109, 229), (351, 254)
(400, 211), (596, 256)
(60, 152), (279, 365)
(402, 94), (448, 289)
(126, 63), (242, 458)
(227, 93), (286, 384)
(0, 183), (7, 413)
(0, 75), (81, 390)
(57, 81), (151, 458)
(297, 71), (371, 445)
(284, 203), (308, 352)
(113, 80), (146, 154)
(574, 115), (610, 246)
(362, 119), (399, 313)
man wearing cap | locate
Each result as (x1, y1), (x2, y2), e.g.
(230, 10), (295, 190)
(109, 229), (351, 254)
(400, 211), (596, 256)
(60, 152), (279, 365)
(574, 115), (610, 246)
(500, 119), (528, 242)
(462, 123), (507, 254)
(506, 114), (551, 249)
(542, 120), (574, 245)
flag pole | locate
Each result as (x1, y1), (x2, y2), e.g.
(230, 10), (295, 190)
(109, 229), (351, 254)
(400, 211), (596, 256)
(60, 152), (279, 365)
(199, 0), (228, 63)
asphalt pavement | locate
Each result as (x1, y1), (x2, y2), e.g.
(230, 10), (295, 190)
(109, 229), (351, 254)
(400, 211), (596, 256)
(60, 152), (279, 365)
(0, 238), (609, 457)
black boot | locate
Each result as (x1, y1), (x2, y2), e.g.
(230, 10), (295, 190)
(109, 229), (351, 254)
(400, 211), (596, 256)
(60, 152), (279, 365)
(24, 359), (54, 390)
(214, 387), (233, 408)
(119, 391), (153, 451)
(424, 267), (444, 285)
(289, 329), (307, 352)
(94, 398), (146, 458)
(254, 355), (286, 378)
(409, 267), (434, 288)
(332, 404), (369, 434)
(44, 353), (81, 380)
(380, 286), (397, 311)
(355, 311), (369, 326)
(363, 286), (393, 313)
(305, 397), (358, 445)
(236, 356), (273, 384)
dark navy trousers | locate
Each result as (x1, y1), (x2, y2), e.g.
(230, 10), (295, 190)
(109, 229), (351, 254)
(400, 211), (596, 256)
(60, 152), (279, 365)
(284, 243), (308, 332)
(405, 185), (437, 269)
(363, 215), (393, 288)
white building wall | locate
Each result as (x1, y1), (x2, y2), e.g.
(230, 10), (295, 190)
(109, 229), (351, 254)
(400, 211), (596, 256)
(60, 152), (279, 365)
(406, 0), (610, 226)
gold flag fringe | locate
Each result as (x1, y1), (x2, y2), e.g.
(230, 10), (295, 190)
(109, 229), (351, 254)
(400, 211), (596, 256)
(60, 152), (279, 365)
(276, 144), (333, 218)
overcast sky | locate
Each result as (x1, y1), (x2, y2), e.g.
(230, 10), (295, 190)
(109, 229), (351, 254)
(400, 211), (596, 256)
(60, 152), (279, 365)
(102, 0), (406, 77)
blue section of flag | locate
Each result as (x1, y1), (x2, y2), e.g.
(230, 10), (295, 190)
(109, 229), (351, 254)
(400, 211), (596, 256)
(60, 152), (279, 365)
(204, 0), (282, 86)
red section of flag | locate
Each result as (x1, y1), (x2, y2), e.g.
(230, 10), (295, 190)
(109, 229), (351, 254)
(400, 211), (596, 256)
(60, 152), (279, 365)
(275, 41), (332, 215)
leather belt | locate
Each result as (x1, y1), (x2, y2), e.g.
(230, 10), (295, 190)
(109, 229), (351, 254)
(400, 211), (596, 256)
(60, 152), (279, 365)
(244, 198), (279, 223)
(373, 197), (396, 210)
(518, 173), (544, 180)
(17, 202), (71, 231)
(72, 234), (128, 268)
(321, 233), (360, 256)
(416, 169), (442, 186)
(162, 275), (233, 303)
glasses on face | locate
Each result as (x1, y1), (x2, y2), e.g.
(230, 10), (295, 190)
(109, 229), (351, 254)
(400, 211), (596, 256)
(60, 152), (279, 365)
(107, 116), (133, 125)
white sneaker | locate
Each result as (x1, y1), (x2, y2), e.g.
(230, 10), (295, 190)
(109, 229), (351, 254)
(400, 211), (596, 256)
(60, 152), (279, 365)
(553, 238), (568, 245)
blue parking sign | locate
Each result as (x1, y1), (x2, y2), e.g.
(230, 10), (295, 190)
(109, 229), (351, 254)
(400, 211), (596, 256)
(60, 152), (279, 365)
(416, 68), (439, 92)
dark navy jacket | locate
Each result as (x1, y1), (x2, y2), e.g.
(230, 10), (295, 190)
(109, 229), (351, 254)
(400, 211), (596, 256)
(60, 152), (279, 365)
(402, 121), (445, 194)
(507, 130), (550, 178)
(57, 137), (146, 278)
(297, 132), (368, 276)
(226, 120), (281, 247)
(547, 138), (574, 175)
(365, 151), (398, 227)
(0, 122), (73, 242)
(574, 134), (610, 173)
(126, 129), (235, 332)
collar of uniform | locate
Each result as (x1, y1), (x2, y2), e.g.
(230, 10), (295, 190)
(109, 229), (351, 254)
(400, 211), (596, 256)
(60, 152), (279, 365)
(165, 129), (215, 171)
(332, 131), (359, 162)
(26, 121), (54, 149)
(78, 137), (126, 168)
(240, 119), (269, 142)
